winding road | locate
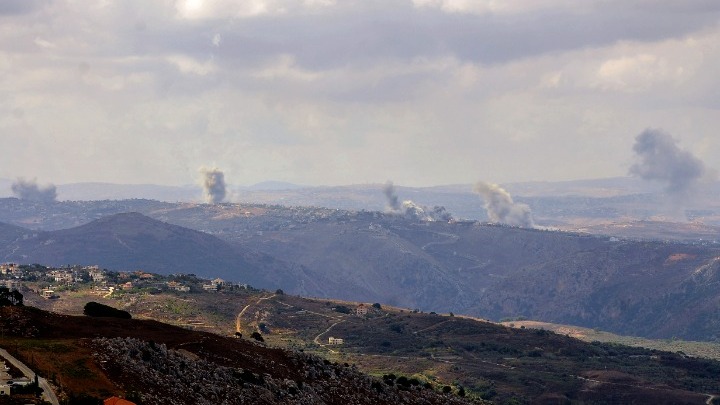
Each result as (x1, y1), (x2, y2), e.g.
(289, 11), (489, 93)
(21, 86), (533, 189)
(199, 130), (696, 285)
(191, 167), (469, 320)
(0, 348), (59, 405)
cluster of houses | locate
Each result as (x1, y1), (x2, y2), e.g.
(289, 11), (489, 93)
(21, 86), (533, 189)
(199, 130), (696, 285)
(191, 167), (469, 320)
(0, 263), (247, 299)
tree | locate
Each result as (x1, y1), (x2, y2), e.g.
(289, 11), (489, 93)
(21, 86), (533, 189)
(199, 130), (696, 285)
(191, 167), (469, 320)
(0, 288), (23, 307)
(83, 302), (132, 319)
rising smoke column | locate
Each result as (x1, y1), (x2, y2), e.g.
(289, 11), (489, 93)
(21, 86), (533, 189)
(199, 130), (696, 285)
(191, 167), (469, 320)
(629, 128), (706, 198)
(382, 181), (453, 221)
(11, 178), (57, 202)
(383, 181), (401, 211)
(474, 181), (534, 227)
(199, 167), (227, 204)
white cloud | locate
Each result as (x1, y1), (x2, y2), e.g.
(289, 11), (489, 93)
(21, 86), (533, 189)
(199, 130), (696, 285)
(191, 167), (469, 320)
(252, 54), (322, 82)
(166, 55), (216, 76)
(594, 54), (686, 92)
(175, 0), (336, 19)
(412, 0), (585, 15)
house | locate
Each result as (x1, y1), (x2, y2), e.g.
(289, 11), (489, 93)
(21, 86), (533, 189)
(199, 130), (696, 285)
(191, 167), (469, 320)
(41, 289), (55, 299)
(104, 397), (136, 405)
(328, 337), (344, 345)
(356, 304), (368, 316)
(88, 268), (106, 282)
(202, 283), (218, 291)
(167, 281), (190, 292)
(0, 384), (9, 396)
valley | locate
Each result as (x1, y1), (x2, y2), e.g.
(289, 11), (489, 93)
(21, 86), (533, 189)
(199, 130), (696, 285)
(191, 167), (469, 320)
(1, 198), (720, 341)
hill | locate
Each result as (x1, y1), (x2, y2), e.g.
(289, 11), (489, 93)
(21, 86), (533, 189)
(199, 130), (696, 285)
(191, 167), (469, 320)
(0, 213), (305, 290)
(14, 287), (720, 405)
(0, 305), (476, 405)
(2, 200), (720, 340)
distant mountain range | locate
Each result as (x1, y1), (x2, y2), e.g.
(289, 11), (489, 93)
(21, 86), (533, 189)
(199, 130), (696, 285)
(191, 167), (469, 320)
(2, 176), (719, 225)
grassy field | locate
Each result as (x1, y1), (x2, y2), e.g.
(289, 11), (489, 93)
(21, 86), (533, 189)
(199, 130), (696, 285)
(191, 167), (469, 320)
(504, 320), (720, 361)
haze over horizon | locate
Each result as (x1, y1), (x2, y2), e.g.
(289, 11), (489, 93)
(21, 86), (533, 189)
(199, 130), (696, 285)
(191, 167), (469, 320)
(2, 1), (719, 187)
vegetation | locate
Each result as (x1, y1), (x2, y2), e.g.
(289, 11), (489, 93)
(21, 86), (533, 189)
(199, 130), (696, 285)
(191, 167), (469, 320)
(0, 287), (23, 306)
(83, 302), (131, 319)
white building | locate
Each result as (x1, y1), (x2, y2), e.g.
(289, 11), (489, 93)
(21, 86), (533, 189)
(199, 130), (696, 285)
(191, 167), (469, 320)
(328, 337), (344, 345)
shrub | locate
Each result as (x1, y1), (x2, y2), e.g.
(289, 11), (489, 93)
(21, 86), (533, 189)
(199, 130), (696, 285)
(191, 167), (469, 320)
(83, 302), (131, 319)
(333, 305), (351, 314)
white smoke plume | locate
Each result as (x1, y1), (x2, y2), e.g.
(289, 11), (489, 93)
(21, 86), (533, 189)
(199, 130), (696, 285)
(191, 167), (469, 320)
(474, 181), (534, 228)
(199, 167), (227, 204)
(629, 129), (706, 195)
(382, 181), (453, 222)
(11, 178), (57, 202)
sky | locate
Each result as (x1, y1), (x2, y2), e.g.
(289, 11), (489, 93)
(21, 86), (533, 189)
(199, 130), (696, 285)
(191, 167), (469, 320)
(1, 0), (719, 187)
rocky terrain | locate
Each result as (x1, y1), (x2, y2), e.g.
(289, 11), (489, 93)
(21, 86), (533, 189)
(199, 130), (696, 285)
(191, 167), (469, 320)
(0, 305), (478, 405)
(3, 295), (720, 404)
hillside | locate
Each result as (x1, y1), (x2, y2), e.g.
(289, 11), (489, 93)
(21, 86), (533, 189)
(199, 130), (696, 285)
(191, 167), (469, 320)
(15, 287), (720, 405)
(0, 213), (305, 291)
(0, 305), (476, 405)
(2, 200), (720, 340)
(0, 221), (32, 247)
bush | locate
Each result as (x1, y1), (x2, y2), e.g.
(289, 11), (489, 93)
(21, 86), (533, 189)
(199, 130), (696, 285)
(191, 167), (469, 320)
(333, 305), (351, 314)
(250, 332), (264, 342)
(83, 302), (131, 319)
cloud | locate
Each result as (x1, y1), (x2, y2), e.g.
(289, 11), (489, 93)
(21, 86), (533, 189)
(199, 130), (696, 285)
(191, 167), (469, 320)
(0, 0), (47, 16)
(1, 0), (720, 188)
(474, 181), (534, 227)
(11, 178), (57, 202)
(199, 167), (227, 204)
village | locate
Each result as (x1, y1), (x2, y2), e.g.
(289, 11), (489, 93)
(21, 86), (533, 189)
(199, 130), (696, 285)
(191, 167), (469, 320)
(0, 262), (251, 302)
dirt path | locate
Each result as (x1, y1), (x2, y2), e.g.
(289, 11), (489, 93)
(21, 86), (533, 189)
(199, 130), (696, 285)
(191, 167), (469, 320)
(313, 320), (345, 346)
(235, 294), (276, 333)
(421, 232), (459, 251)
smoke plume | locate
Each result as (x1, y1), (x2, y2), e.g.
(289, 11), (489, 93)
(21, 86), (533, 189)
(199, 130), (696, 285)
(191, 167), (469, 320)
(474, 181), (534, 228)
(11, 178), (57, 202)
(199, 167), (227, 204)
(382, 181), (453, 222)
(629, 129), (706, 195)
(383, 181), (401, 211)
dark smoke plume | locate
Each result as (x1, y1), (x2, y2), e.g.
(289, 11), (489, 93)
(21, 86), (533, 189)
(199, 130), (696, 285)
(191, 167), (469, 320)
(474, 181), (534, 228)
(383, 181), (401, 211)
(11, 178), (57, 202)
(382, 181), (453, 222)
(200, 167), (227, 204)
(629, 128), (706, 195)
